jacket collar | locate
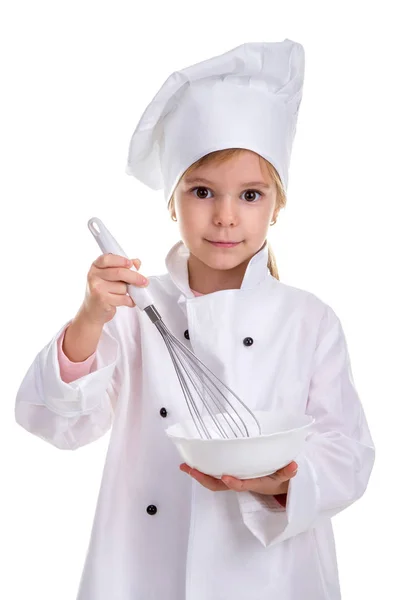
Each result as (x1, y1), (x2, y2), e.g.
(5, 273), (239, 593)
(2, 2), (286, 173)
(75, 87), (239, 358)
(165, 239), (271, 298)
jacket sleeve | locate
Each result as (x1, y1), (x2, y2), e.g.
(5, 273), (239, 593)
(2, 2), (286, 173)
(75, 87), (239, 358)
(15, 315), (125, 450)
(236, 304), (376, 548)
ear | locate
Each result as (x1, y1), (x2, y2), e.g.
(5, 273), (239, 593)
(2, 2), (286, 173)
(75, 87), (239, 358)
(272, 207), (280, 222)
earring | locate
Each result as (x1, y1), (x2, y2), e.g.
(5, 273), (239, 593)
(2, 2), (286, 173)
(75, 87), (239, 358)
(172, 214), (177, 222)
(270, 219), (276, 226)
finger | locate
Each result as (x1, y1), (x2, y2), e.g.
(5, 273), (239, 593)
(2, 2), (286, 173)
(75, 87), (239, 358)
(106, 281), (130, 295)
(220, 475), (248, 491)
(221, 462), (298, 494)
(93, 253), (131, 269)
(220, 475), (271, 493)
(190, 470), (228, 492)
(130, 258), (141, 270)
(96, 267), (149, 287)
(106, 292), (135, 308)
(221, 474), (281, 495)
(180, 464), (227, 492)
(180, 463), (192, 476)
(269, 461), (298, 482)
(180, 463), (191, 473)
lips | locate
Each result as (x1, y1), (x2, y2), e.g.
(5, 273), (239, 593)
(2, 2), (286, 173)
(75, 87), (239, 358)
(206, 240), (241, 248)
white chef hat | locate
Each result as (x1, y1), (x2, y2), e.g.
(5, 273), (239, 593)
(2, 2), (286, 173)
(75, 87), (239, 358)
(126, 38), (305, 204)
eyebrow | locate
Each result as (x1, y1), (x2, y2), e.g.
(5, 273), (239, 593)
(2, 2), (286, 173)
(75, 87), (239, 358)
(183, 176), (271, 188)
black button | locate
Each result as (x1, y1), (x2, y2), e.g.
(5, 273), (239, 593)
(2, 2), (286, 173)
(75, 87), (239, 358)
(243, 337), (254, 346)
(146, 505), (157, 515)
(184, 329), (190, 340)
(160, 407), (168, 418)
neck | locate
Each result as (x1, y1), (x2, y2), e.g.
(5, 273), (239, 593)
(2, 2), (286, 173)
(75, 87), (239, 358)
(188, 253), (251, 294)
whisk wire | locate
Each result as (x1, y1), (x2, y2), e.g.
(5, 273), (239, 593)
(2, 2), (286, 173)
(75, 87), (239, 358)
(168, 331), (248, 438)
(163, 331), (234, 439)
(154, 319), (262, 440)
(160, 327), (212, 439)
(158, 322), (233, 439)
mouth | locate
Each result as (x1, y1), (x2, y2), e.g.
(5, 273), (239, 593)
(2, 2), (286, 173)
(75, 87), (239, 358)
(205, 240), (242, 248)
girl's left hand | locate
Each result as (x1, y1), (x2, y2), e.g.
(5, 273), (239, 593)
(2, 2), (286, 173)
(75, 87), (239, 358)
(179, 461), (298, 495)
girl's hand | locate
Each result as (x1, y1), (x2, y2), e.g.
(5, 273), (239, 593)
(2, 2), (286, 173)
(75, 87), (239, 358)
(80, 254), (149, 326)
(179, 461), (298, 495)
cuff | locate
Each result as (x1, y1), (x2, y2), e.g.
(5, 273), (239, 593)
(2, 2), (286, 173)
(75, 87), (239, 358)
(236, 452), (319, 547)
(37, 320), (120, 417)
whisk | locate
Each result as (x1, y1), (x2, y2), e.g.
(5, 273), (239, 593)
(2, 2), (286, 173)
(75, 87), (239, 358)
(88, 217), (262, 440)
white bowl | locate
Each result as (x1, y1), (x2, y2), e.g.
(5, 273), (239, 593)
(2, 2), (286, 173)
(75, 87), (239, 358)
(166, 410), (315, 479)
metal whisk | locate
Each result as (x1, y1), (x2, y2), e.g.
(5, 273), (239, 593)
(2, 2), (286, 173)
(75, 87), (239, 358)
(88, 217), (262, 440)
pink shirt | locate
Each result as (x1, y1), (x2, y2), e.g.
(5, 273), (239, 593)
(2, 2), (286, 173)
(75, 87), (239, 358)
(57, 329), (96, 384)
(57, 290), (286, 506)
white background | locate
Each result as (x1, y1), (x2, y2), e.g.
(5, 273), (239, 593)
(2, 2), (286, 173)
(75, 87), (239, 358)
(2, 1), (398, 598)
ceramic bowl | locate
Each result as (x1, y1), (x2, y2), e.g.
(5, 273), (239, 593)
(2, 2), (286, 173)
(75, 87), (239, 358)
(165, 410), (315, 479)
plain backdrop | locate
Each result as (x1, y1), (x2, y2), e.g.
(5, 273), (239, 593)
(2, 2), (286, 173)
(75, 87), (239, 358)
(1, 1), (398, 598)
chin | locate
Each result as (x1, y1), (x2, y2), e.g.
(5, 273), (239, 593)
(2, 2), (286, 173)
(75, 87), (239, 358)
(202, 249), (246, 271)
(188, 239), (252, 270)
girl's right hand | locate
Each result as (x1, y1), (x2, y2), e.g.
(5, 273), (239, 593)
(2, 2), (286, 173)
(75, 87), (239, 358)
(80, 253), (149, 326)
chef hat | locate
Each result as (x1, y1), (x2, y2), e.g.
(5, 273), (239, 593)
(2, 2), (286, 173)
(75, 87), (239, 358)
(126, 38), (305, 204)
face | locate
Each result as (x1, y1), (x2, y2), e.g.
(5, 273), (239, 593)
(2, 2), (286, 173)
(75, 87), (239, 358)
(173, 150), (278, 288)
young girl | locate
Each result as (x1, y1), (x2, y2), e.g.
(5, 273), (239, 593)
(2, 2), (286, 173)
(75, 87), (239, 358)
(15, 39), (375, 600)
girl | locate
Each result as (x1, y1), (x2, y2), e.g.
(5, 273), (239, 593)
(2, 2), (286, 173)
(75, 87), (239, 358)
(15, 39), (375, 600)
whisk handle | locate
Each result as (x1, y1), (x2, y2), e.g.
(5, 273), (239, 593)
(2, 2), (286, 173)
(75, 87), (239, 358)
(87, 217), (154, 311)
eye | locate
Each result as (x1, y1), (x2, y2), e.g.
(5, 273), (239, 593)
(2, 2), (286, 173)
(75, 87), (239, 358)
(190, 186), (212, 199)
(241, 190), (263, 203)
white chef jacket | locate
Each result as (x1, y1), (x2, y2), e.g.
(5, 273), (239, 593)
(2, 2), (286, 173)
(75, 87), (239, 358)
(15, 239), (375, 599)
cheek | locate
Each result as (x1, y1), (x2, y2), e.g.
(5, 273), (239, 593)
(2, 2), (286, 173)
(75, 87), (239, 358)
(180, 205), (206, 231)
(244, 207), (270, 233)
(177, 209), (207, 248)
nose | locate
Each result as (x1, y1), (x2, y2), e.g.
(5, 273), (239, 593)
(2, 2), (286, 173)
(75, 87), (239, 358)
(212, 195), (238, 227)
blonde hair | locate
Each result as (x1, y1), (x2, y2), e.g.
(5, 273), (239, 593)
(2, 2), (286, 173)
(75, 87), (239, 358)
(167, 148), (286, 280)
